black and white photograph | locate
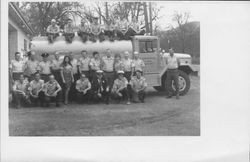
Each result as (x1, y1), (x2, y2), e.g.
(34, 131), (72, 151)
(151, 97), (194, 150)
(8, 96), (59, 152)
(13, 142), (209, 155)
(8, 1), (200, 136)
(1, 1), (250, 162)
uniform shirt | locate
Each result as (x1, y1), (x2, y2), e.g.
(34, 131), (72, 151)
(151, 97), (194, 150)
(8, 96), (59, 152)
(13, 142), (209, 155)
(71, 58), (78, 74)
(13, 79), (29, 94)
(130, 76), (147, 90)
(114, 61), (124, 72)
(89, 58), (101, 71)
(38, 61), (52, 74)
(46, 25), (60, 33)
(102, 56), (114, 72)
(166, 55), (179, 69)
(51, 59), (62, 70)
(133, 59), (145, 71)
(28, 79), (44, 94)
(112, 77), (128, 92)
(122, 58), (134, 72)
(64, 24), (75, 33)
(44, 80), (61, 96)
(77, 57), (90, 71)
(76, 78), (91, 91)
(24, 60), (39, 75)
(9, 59), (26, 73)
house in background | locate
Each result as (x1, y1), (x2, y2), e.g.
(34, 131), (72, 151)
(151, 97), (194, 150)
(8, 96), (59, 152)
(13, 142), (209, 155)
(8, 2), (35, 60)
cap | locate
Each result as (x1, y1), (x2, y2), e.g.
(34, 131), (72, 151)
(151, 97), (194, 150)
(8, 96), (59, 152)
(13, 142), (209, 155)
(96, 70), (103, 74)
(135, 69), (143, 73)
(134, 51), (139, 55)
(117, 70), (124, 74)
(81, 74), (86, 78)
(41, 53), (49, 57)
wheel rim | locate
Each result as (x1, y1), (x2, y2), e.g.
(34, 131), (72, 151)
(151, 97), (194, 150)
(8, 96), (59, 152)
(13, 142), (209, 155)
(171, 76), (186, 92)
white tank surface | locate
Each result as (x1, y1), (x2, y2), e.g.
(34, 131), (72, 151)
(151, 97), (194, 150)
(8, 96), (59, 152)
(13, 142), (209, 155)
(30, 36), (133, 59)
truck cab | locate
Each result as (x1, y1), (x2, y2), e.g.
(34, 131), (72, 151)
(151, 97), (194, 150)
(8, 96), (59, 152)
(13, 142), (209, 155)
(132, 35), (194, 95)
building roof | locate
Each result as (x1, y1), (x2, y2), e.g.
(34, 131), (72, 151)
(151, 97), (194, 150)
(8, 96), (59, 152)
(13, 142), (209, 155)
(9, 2), (35, 35)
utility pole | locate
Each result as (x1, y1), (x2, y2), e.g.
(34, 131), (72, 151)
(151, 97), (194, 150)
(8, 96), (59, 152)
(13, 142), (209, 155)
(149, 2), (153, 35)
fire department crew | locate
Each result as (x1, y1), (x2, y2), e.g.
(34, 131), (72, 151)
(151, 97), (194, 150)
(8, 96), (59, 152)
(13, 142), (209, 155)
(111, 71), (130, 104)
(89, 17), (105, 42)
(28, 72), (45, 107)
(51, 52), (63, 87)
(89, 51), (102, 81)
(91, 70), (110, 104)
(9, 52), (26, 82)
(165, 48), (180, 99)
(44, 74), (62, 107)
(23, 51), (39, 81)
(46, 19), (60, 43)
(37, 53), (52, 82)
(101, 49), (115, 91)
(132, 51), (145, 75)
(78, 18), (90, 43)
(75, 73), (92, 103)
(77, 50), (91, 79)
(104, 17), (115, 41)
(12, 74), (31, 108)
(114, 53), (124, 77)
(130, 70), (147, 103)
(60, 55), (74, 105)
(64, 19), (75, 43)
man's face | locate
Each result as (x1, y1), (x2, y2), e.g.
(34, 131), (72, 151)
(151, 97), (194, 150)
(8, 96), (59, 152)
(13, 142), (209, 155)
(43, 57), (48, 62)
(93, 18), (98, 24)
(169, 49), (174, 56)
(30, 54), (35, 60)
(134, 53), (139, 59)
(136, 71), (141, 78)
(15, 54), (21, 61)
(94, 54), (99, 59)
(51, 20), (56, 26)
(118, 74), (123, 80)
(81, 52), (87, 58)
(54, 55), (59, 60)
(35, 74), (40, 80)
(20, 75), (25, 82)
(106, 50), (111, 57)
(80, 75), (86, 80)
(97, 73), (102, 79)
(68, 20), (72, 26)
(49, 75), (55, 82)
(124, 52), (129, 59)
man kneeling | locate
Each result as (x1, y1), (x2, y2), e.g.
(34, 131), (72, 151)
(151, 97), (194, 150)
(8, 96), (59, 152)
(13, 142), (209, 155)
(76, 73), (91, 103)
(44, 75), (62, 107)
(111, 71), (130, 105)
(28, 72), (45, 107)
(130, 70), (147, 103)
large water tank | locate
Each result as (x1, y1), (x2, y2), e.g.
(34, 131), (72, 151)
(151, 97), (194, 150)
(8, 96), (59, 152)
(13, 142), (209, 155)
(30, 36), (133, 59)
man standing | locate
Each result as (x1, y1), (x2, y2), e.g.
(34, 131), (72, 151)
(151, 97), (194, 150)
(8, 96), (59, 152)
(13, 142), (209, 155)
(77, 19), (90, 43)
(101, 49), (115, 92)
(132, 51), (145, 75)
(130, 70), (147, 103)
(9, 52), (26, 82)
(51, 52), (63, 86)
(44, 75), (62, 107)
(28, 72), (45, 107)
(38, 53), (52, 82)
(24, 51), (39, 81)
(89, 51), (102, 81)
(46, 19), (60, 43)
(69, 52), (79, 102)
(91, 70), (109, 104)
(75, 73), (92, 104)
(64, 19), (75, 43)
(77, 50), (90, 79)
(165, 48), (180, 99)
(112, 71), (130, 104)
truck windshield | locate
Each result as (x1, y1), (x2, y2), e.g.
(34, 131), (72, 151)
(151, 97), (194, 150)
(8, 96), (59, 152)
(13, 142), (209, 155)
(139, 40), (157, 53)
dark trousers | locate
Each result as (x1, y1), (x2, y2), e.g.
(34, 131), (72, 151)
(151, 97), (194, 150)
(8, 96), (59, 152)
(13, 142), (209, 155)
(166, 69), (179, 96)
(104, 30), (115, 41)
(52, 70), (62, 87)
(89, 70), (96, 82)
(89, 32), (105, 42)
(64, 33), (75, 43)
(92, 91), (109, 104)
(44, 91), (62, 106)
(47, 33), (59, 43)
(12, 72), (23, 81)
(116, 30), (126, 40)
(124, 71), (132, 100)
(30, 91), (45, 106)
(76, 90), (91, 103)
(80, 70), (90, 79)
(25, 73), (36, 82)
(12, 91), (31, 108)
(69, 73), (80, 102)
(104, 71), (115, 90)
(78, 31), (89, 42)
(132, 89), (146, 102)
(40, 74), (51, 83)
(112, 88), (129, 101)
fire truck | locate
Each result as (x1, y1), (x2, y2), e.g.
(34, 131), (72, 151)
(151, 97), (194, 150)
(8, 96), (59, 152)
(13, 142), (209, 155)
(30, 35), (196, 95)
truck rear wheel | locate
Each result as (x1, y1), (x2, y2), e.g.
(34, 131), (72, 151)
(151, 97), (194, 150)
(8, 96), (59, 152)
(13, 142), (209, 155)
(154, 70), (190, 95)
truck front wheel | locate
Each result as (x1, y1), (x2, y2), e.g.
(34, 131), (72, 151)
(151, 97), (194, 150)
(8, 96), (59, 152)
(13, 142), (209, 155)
(154, 70), (190, 95)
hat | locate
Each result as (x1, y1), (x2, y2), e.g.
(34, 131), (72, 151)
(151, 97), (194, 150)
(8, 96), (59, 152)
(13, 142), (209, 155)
(81, 74), (86, 78)
(135, 69), (143, 73)
(96, 70), (103, 74)
(117, 70), (124, 74)
(41, 53), (49, 57)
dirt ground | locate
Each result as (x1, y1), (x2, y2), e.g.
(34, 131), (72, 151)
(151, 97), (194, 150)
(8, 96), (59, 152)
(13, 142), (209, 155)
(9, 76), (200, 136)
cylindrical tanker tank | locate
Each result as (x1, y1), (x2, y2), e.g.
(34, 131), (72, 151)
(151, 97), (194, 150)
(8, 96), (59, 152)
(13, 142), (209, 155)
(30, 36), (133, 59)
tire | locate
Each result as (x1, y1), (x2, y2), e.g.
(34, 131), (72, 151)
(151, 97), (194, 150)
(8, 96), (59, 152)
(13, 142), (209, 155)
(155, 70), (191, 95)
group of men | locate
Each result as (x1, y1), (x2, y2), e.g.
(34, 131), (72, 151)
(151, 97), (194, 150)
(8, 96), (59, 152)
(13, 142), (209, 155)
(46, 16), (145, 43)
(9, 49), (147, 108)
